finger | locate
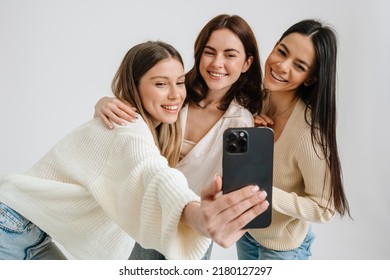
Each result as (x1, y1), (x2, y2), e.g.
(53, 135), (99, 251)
(117, 105), (138, 120)
(210, 197), (269, 248)
(210, 184), (261, 214)
(233, 200), (270, 229)
(254, 114), (274, 126)
(259, 114), (274, 125)
(113, 99), (138, 120)
(94, 96), (113, 118)
(101, 107), (127, 126)
(254, 118), (268, 127)
(218, 190), (267, 227)
(214, 200), (270, 248)
(96, 112), (114, 129)
(220, 200), (270, 243)
(200, 174), (222, 200)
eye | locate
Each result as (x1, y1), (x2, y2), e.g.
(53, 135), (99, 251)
(176, 81), (185, 86)
(155, 82), (166, 88)
(226, 53), (237, 59)
(295, 64), (306, 72)
(203, 50), (215, 56)
(277, 49), (287, 57)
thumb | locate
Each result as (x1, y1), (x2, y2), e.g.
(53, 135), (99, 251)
(214, 174), (222, 193)
(200, 174), (222, 200)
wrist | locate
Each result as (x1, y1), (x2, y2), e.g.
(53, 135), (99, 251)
(181, 201), (202, 233)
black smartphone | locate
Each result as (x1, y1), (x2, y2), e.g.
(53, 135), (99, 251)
(222, 127), (274, 228)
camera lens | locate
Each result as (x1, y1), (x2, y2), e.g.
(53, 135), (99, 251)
(227, 143), (237, 153)
(237, 136), (247, 152)
(237, 137), (247, 146)
(227, 132), (237, 141)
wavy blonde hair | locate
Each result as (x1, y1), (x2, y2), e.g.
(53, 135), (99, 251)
(111, 41), (184, 167)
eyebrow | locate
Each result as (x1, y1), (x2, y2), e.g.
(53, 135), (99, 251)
(204, 45), (241, 54)
(150, 74), (185, 80)
(280, 43), (311, 69)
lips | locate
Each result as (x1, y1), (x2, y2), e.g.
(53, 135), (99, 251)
(209, 71), (227, 78)
(271, 70), (287, 82)
(161, 105), (180, 112)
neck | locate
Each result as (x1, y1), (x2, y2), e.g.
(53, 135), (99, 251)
(267, 91), (298, 119)
(197, 91), (225, 109)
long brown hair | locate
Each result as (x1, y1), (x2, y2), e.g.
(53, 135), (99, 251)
(280, 20), (351, 217)
(111, 41), (184, 166)
(185, 14), (263, 114)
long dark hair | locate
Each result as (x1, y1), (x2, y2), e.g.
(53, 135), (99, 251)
(185, 14), (263, 114)
(111, 41), (184, 166)
(280, 19), (351, 217)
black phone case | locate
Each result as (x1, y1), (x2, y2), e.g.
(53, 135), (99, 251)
(222, 127), (274, 228)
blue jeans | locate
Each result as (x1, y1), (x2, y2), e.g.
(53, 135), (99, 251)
(0, 202), (67, 260)
(129, 242), (213, 260)
(236, 227), (315, 260)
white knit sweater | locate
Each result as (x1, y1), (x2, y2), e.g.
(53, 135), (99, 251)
(0, 117), (211, 260)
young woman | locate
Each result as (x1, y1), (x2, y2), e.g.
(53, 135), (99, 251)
(237, 19), (351, 260)
(94, 14), (264, 260)
(0, 41), (269, 260)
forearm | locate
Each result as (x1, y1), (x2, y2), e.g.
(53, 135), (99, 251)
(272, 187), (335, 223)
(180, 201), (205, 236)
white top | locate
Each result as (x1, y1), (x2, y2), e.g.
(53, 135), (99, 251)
(177, 100), (254, 195)
(0, 117), (211, 260)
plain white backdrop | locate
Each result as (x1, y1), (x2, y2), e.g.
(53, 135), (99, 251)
(0, 0), (389, 260)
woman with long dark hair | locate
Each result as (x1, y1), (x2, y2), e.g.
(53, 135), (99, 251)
(239, 19), (351, 260)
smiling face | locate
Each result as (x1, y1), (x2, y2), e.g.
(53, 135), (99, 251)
(199, 28), (253, 96)
(263, 32), (317, 95)
(138, 58), (186, 127)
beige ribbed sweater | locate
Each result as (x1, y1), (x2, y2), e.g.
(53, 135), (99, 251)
(0, 117), (211, 260)
(249, 99), (336, 250)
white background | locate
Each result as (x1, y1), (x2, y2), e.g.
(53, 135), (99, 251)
(0, 0), (389, 260)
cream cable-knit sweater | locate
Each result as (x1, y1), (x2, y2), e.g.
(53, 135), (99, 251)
(249, 99), (336, 251)
(0, 117), (211, 260)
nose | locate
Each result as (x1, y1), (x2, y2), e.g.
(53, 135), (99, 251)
(168, 85), (180, 100)
(277, 59), (291, 73)
(211, 53), (223, 68)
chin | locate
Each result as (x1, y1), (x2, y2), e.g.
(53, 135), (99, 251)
(162, 117), (178, 125)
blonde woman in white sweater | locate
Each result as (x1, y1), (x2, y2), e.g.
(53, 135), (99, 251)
(0, 41), (269, 260)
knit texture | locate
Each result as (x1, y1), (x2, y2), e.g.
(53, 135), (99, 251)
(249, 99), (336, 251)
(0, 118), (211, 259)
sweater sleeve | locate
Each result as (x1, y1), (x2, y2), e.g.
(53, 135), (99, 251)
(89, 119), (211, 260)
(272, 131), (335, 223)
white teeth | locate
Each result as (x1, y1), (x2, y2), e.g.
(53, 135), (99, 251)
(210, 72), (226, 77)
(271, 70), (287, 82)
(162, 105), (178, 110)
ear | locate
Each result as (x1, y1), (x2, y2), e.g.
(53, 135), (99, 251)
(304, 76), (317, 86)
(241, 55), (253, 73)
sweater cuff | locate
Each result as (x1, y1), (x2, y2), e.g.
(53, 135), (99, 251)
(158, 170), (211, 260)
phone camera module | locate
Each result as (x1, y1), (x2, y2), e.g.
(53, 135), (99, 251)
(226, 130), (248, 153)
